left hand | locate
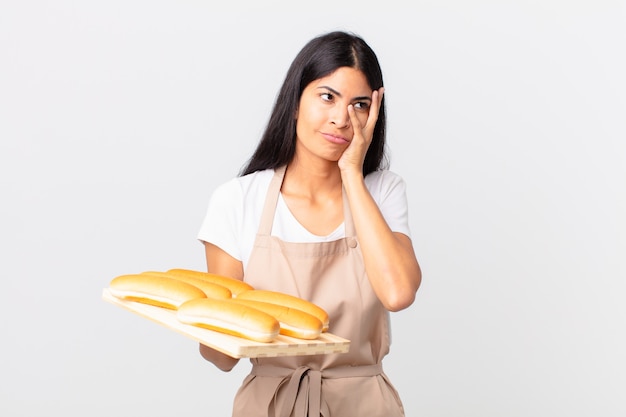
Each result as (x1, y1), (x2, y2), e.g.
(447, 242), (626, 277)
(338, 87), (385, 175)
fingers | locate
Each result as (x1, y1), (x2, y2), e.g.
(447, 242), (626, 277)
(348, 87), (384, 142)
(340, 87), (384, 172)
(347, 104), (361, 131)
(348, 87), (385, 136)
(367, 87), (384, 130)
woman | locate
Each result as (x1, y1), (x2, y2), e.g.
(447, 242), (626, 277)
(197, 30), (421, 417)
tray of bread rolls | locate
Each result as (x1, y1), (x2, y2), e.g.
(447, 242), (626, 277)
(102, 268), (350, 358)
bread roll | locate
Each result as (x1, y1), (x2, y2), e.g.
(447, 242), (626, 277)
(165, 268), (253, 296)
(177, 298), (280, 343)
(109, 274), (206, 309)
(236, 290), (329, 332)
(141, 271), (232, 299)
(230, 299), (322, 340)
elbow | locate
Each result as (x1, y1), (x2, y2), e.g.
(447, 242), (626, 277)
(384, 290), (416, 312)
(383, 270), (422, 312)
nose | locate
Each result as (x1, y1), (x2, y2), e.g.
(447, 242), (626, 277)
(330, 105), (351, 128)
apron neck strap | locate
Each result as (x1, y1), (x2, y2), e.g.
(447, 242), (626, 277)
(258, 165), (356, 238)
(257, 165), (286, 236)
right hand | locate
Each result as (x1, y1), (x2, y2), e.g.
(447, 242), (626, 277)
(199, 343), (239, 372)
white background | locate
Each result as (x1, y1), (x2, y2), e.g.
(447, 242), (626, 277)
(1, 1), (625, 416)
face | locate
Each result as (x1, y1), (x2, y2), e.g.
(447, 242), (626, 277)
(295, 66), (373, 164)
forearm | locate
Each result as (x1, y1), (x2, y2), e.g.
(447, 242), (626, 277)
(200, 242), (244, 371)
(342, 172), (421, 311)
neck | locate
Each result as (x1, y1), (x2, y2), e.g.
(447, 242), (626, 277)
(282, 160), (342, 199)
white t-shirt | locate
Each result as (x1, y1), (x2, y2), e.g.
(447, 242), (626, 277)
(197, 168), (412, 270)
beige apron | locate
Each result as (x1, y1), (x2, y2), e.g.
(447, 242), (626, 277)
(232, 165), (405, 417)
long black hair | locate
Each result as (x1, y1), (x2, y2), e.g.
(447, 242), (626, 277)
(240, 31), (388, 177)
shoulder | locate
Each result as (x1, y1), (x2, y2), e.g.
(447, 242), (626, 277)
(365, 169), (405, 185)
(364, 169), (407, 200)
(365, 170), (412, 236)
(198, 169), (275, 261)
(238, 168), (275, 193)
(211, 169), (275, 205)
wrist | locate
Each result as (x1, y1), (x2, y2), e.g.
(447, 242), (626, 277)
(340, 168), (365, 191)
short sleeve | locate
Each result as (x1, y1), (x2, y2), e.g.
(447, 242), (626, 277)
(197, 178), (244, 261)
(365, 170), (412, 239)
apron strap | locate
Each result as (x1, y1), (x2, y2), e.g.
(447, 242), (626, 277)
(258, 165), (357, 238)
(342, 185), (356, 238)
(257, 165), (287, 236)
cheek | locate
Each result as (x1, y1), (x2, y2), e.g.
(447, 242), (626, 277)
(356, 111), (369, 127)
(297, 103), (326, 128)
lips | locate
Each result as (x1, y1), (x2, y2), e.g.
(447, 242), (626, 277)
(321, 132), (349, 144)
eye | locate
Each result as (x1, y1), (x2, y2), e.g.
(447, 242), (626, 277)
(320, 92), (334, 102)
(353, 101), (371, 111)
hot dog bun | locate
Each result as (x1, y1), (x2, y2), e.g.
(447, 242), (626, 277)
(230, 299), (322, 340)
(177, 298), (280, 343)
(236, 290), (329, 332)
(109, 274), (206, 309)
(140, 271), (232, 299)
(165, 268), (253, 296)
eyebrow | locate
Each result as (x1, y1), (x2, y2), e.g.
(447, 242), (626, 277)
(317, 86), (372, 102)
